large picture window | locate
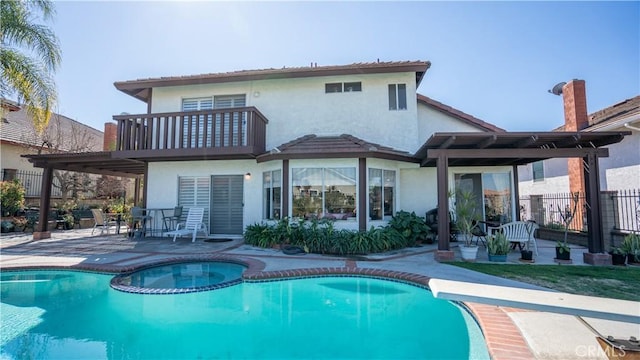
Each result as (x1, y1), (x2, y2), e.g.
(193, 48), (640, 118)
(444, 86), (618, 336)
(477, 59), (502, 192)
(263, 170), (281, 220)
(292, 167), (356, 220)
(369, 168), (396, 220)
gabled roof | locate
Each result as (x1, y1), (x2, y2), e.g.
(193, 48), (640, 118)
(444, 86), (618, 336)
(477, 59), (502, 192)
(115, 61), (431, 103)
(417, 94), (505, 132)
(256, 134), (418, 163)
(1, 107), (103, 152)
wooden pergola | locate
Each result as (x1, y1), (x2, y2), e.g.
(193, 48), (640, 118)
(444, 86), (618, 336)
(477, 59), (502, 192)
(414, 131), (630, 264)
(24, 130), (630, 265)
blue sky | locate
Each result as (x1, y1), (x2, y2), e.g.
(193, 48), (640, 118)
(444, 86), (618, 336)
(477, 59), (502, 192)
(50, 1), (639, 132)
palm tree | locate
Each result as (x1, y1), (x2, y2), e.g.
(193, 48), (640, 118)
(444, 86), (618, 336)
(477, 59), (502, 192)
(0, 0), (61, 133)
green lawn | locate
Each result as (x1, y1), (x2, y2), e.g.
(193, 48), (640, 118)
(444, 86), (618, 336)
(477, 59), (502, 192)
(447, 262), (640, 301)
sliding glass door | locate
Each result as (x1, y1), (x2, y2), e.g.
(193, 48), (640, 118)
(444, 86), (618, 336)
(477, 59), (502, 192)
(454, 172), (513, 224)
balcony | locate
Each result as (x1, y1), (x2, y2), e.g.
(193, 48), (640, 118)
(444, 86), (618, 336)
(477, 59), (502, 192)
(112, 107), (268, 160)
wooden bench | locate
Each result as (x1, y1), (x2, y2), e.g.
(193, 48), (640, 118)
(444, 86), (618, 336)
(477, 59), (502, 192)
(488, 221), (538, 255)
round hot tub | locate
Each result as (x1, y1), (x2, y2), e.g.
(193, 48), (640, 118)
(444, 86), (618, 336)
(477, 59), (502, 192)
(111, 261), (246, 294)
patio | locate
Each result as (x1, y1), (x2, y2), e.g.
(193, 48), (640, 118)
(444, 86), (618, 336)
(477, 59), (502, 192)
(1, 229), (638, 359)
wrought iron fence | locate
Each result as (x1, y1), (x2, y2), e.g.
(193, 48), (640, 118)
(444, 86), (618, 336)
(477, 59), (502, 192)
(520, 189), (639, 234)
(611, 189), (640, 233)
(3, 169), (62, 197)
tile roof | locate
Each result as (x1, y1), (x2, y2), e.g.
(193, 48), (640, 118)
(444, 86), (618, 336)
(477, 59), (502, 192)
(588, 95), (640, 127)
(114, 61), (431, 102)
(0, 106), (103, 152)
(256, 134), (417, 163)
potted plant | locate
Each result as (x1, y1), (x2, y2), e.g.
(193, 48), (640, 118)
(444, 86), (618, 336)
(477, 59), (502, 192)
(555, 193), (579, 261)
(487, 232), (510, 262)
(453, 189), (481, 261)
(62, 213), (75, 230)
(609, 246), (627, 266)
(622, 233), (640, 265)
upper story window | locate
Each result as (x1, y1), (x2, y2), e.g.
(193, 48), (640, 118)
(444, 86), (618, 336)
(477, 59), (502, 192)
(325, 82), (362, 93)
(388, 84), (407, 110)
(532, 161), (544, 182)
(181, 95), (247, 148)
(182, 97), (213, 111)
(214, 95), (246, 108)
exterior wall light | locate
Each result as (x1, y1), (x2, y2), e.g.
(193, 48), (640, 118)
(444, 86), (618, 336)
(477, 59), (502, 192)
(244, 172), (251, 180)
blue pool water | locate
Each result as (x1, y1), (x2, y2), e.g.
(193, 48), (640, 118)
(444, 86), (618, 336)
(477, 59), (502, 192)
(1, 270), (489, 359)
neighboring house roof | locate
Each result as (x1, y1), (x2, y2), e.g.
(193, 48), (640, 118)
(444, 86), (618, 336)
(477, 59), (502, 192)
(417, 94), (506, 132)
(115, 61), (431, 103)
(554, 95), (640, 132)
(1, 107), (103, 152)
(1, 99), (20, 112)
(587, 95), (640, 131)
(256, 134), (418, 163)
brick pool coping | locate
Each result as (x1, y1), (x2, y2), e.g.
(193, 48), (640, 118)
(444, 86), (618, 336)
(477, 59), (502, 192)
(2, 254), (534, 359)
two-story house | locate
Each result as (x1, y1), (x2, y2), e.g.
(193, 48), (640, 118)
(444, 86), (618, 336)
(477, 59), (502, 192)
(110, 61), (513, 237)
(26, 61), (629, 264)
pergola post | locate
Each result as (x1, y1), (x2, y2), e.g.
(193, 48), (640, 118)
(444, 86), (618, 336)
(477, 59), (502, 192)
(282, 159), (289, 218)
(33, 166), (53, 240)
(358, 158), (367, 232)
(435, 153), (454, 261)
(583, 150), (610, 265)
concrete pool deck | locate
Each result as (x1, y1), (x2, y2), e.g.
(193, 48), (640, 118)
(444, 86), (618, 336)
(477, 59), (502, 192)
(1, 228), (638, 360)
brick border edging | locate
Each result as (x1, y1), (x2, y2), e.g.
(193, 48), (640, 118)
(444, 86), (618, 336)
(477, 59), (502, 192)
(465, 303), (535, 360)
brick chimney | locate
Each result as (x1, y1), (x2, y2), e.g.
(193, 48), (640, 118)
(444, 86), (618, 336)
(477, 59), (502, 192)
(562, 79), (589, 131)
(562, 79), (588, 230)
(103, 122), (117, 151)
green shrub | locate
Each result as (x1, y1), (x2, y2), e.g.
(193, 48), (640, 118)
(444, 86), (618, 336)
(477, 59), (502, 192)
(388, 210), (430, 247)
(244, 212), (434, 255)
(622, 233), (640, 262)
(0, 180), (25, 216)
(487, 232), (510, 255)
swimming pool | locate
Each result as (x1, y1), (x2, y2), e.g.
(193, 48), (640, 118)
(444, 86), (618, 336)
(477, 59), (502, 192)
(1, 269), (489, 359)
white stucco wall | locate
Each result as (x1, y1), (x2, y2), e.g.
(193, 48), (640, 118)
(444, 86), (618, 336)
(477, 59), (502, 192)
(599, 131), (640, 190)
(416, 103), (483, 143)
(0, 143), (36, 171)
(151, 72), (421, 153)
(147, 159), (263, 232)
(518, 126), (639, 192)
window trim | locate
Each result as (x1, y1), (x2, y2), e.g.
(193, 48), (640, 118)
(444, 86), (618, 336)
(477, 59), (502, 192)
(262, 169), (282, 220)
(388, 83), (407, 111)
(325, 82), (362, 94)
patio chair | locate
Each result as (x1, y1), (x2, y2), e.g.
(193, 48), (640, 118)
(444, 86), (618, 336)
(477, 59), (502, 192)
(162, 206), (183, 231)
(163, 207), (208, 242)
(91, 209), (118, 235)
(471, 220), (488, 247)
(131, 206), (152, 237)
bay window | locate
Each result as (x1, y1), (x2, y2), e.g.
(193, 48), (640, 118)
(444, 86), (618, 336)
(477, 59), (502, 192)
(292, 167), (356, 220)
